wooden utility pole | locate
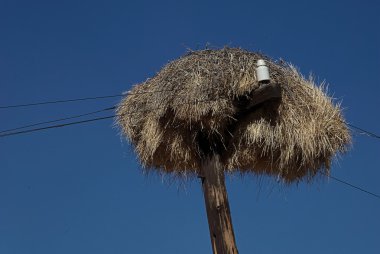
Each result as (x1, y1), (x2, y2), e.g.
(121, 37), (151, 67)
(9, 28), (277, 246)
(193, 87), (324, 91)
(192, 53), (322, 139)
(201, 155), (238, 254)
(199, 83), (281, 254)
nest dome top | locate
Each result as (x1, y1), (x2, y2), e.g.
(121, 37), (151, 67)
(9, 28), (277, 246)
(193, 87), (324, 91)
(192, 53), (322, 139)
(117, 48), (351, 182)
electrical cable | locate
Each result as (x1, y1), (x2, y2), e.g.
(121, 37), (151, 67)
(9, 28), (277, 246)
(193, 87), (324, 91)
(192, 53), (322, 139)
(322, 173), (380, 200)
(0, 115), (116, 137)
(0, 88), (179, 109)
(347, 123), (380, 139)
(0, 94), (123, 109)
(0, 98), (221, 138)
(0, 106), (116, 134)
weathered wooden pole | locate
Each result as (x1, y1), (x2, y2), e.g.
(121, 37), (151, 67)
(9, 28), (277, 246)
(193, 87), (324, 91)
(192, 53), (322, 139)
(199, 82), (281, 254)
(201, 155), (238, 254)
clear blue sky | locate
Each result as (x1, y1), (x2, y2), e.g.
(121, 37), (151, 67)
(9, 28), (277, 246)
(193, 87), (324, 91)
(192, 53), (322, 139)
(1, 0), (379, 253)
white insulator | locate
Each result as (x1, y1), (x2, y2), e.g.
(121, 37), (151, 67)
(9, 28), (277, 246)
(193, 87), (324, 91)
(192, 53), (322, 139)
(256, 59), (270, 83)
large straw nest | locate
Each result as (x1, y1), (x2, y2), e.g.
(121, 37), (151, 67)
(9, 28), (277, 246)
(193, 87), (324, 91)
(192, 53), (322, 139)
(117, 48), (351, 182)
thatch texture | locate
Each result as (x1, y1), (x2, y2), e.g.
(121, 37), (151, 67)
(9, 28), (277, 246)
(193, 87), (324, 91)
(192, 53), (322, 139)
(117, 48), (351, 182)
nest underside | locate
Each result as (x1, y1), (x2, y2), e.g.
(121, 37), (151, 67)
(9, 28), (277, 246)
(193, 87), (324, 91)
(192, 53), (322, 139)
(117, 48), (351, 183)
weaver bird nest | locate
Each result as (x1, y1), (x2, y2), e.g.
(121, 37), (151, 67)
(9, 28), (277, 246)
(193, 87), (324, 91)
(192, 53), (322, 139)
(117, 48), (351, 182)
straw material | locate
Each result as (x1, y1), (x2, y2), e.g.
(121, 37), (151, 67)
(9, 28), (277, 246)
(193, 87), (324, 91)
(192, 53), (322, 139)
(117, 48), (351, 182)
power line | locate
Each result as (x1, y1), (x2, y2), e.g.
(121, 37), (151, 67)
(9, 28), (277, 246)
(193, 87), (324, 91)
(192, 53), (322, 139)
(0, 115), (116, 137)
(0, 88), (188, 134)
(347, 123), (380, 139)
(0, 94), (123, 109)
(0, 91), (217, 135)
(0, 88), (178, 109)
(0, 106), (116, 134)
(324, 173), (380, 200)
(0, 98), (220, 138)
